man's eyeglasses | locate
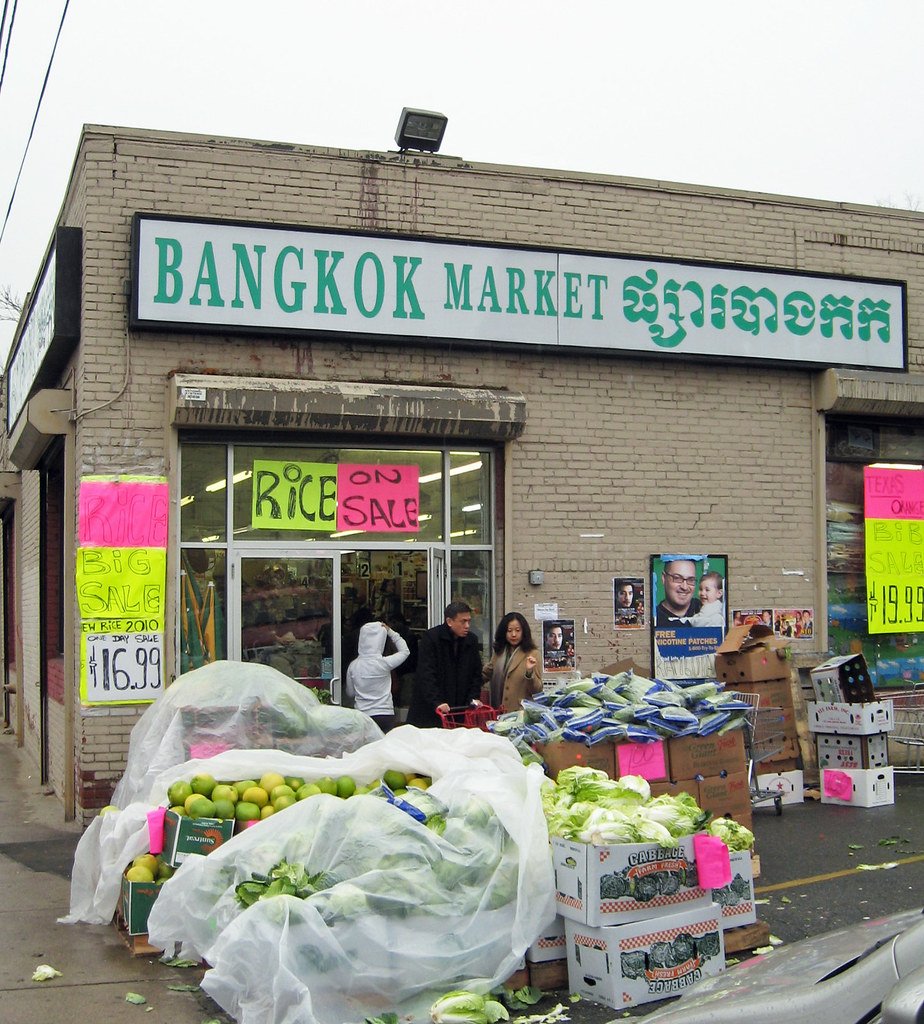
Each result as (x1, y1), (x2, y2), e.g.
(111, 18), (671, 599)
(665, 573), (696, 586)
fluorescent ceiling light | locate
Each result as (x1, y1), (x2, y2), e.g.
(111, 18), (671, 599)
(205, 469), (252, 492)
(462, 503), (482, 512)
(869, 463), (923, 470)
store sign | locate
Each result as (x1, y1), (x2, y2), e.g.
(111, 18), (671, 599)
(6, 227), (82, 431)
(132, 215), (906, 370)
(251, 459), (419, 532)
(864, 466), (924, 633)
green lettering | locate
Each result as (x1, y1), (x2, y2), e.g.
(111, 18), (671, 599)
(274, 246), (306, 313)
(354, 252), (385, 318)
(478, 267), (501, 312)
(153, 237), (183, 304)
(563, 272), (582, 318)
(587, 274), (608, 320)
(231, 243), (266, 309)
(534, 269), (557, 316)
(314, 250), (347, 314)
(393, 255), (424, 320)
(506, 267), (527, 314)
(189, 242), (225, 308)
(444, 262), (473, 310)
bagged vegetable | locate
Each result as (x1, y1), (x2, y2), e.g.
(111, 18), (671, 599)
(146, 726), (555, 1024)
(112, 660), (382, 807)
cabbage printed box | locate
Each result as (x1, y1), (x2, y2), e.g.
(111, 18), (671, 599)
(565, 903), (726, 1009)
(711, 848), (756, 927)
(551, 835), (710, 926)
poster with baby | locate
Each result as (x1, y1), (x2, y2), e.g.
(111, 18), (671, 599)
(650, 554), (728, 681)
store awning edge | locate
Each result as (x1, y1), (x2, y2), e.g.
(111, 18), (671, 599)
(169, 374), (527, 441)
(816, 368), (924, 417)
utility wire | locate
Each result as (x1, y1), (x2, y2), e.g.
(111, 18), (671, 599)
(0, 0), (70, 249)
(0, 0), (17, 98)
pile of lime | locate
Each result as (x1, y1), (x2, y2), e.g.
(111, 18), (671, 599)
(123, 852), (174, 884)
(165, 769), (432, 823)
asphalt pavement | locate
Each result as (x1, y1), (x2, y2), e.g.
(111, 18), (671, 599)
(2, 728), (923, 1024)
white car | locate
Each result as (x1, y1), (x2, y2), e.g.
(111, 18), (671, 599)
(642, 907), (924, 1024)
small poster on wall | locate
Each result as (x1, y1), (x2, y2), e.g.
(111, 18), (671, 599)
(732, 608), (773, 628)
(651, 554), (728, 680)
(542, 618), (576, 673)
(774, 607), (814, 639)
(613, 576), (645, 629)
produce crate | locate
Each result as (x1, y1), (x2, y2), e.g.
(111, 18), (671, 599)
(711, 848), (756, 927)
(565, 903), (725, 1010)
(551, 834), (709, 926)
(162, 809), (234, 866)
(118, 874), (159, 936)
(528, 958), (568, 990)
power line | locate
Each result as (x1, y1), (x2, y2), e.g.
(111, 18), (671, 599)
(0, 0), (70, 249)
(0, 0), (17, 98)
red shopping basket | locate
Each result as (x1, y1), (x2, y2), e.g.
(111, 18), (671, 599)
(437, 704), (502, 731)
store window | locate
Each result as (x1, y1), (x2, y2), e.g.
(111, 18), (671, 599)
(178, 443), (496, 691)
(825, 420), (924, 688)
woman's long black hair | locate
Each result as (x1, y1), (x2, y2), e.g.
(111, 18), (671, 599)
(492, 611), (535, 654)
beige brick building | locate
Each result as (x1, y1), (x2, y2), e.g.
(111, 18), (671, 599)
(2, 124), (923, 822)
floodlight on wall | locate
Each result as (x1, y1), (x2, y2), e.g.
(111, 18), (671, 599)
(395, 107), (448, 153)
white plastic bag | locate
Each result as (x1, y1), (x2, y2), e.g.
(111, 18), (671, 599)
(112, 660), (382, 807)
(147, 726), (556, 1024)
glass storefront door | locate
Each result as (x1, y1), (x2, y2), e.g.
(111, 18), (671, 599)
(232, 553), (338, 698)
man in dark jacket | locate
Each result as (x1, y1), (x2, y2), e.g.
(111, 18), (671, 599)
(407, 601), (483, 728)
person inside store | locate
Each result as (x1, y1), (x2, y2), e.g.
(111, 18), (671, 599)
(374, 579), (401, 621)
(407, 601), (483, 728)
(686, 570), (725, 628)
(345, 620), (409, 733)
(655, 558), (702, 627)
(481, 611), (542, 712)
(616, 581), (635, 610)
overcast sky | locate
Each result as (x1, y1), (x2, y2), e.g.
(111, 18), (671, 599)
(1, 0), (923, 362)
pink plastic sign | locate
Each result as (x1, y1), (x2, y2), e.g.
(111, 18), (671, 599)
(79, 480), (169, 547)
(336, 464), (420, 533)
(146, 806), (166, 854)
(188, 741), (231, 759)
(692, 833), (732, 888)
(616, 740), (667, 781)
(864, 467), (924, 521)
(823, 769), (854, 802)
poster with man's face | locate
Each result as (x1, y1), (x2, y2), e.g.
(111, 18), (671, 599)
(613, 577), (645, 629)
(543, 618), (576, 673)
(651, 554), (728, 680)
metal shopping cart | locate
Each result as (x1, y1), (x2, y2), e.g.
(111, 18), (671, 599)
(738, 691), (786, 814)
(437, 703), (503, 730)
(890, 684), (924, 772)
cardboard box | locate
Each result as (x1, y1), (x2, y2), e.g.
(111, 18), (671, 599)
(163, 809), (235, 866)
(815, 732), (890, 770)
(753, 769), (804, 805)
(602, 659), (652, 679)
(649, 778), (700, 802)
(697, 771), (751, 824)
(820, 767), (895, 807)
(119, 874), (159, 936)
(565, 904), (726, 1010)
(527, 916), (567, 963)
(668, 731), (746, 781)
(714, 625), (791, 683)
(536, 740), (615, 781)
(552, 834), (710, 926)
(728, 678), (794, 710)
(807, 700), (894, 735)
(810, 654), (876, 704)
(712, 849), (756, 928)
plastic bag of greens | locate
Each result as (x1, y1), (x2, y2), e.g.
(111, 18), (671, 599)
(147, 726), (555, 1024)
(112, 660), (382, 807)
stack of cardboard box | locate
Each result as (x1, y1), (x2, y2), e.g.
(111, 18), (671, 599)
(808, 654), (895, 808)
(714, 624), (802, 804)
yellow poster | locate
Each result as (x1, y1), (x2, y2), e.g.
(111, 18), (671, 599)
(251, 460), (338, 531)
(76, 547), (166, 622)
(864, 518), (924, 633)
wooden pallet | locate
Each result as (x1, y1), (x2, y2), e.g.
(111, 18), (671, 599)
(113, 917), (163, 957)
(723, 919), (771, 954)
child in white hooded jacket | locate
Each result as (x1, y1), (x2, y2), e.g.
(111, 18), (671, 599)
(345, 620), (409, 732)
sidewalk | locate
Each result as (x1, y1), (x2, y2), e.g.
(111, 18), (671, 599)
(0, 732), (232, 1024)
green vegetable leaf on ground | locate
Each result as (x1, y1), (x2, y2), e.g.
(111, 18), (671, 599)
(503, 986), (543, 1009)
(125, 992), (147, 1004)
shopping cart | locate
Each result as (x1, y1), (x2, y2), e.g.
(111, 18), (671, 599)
(890, 684), (924, 772)
(737, 691), (786, 814)
(437, 703), (503, 731)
